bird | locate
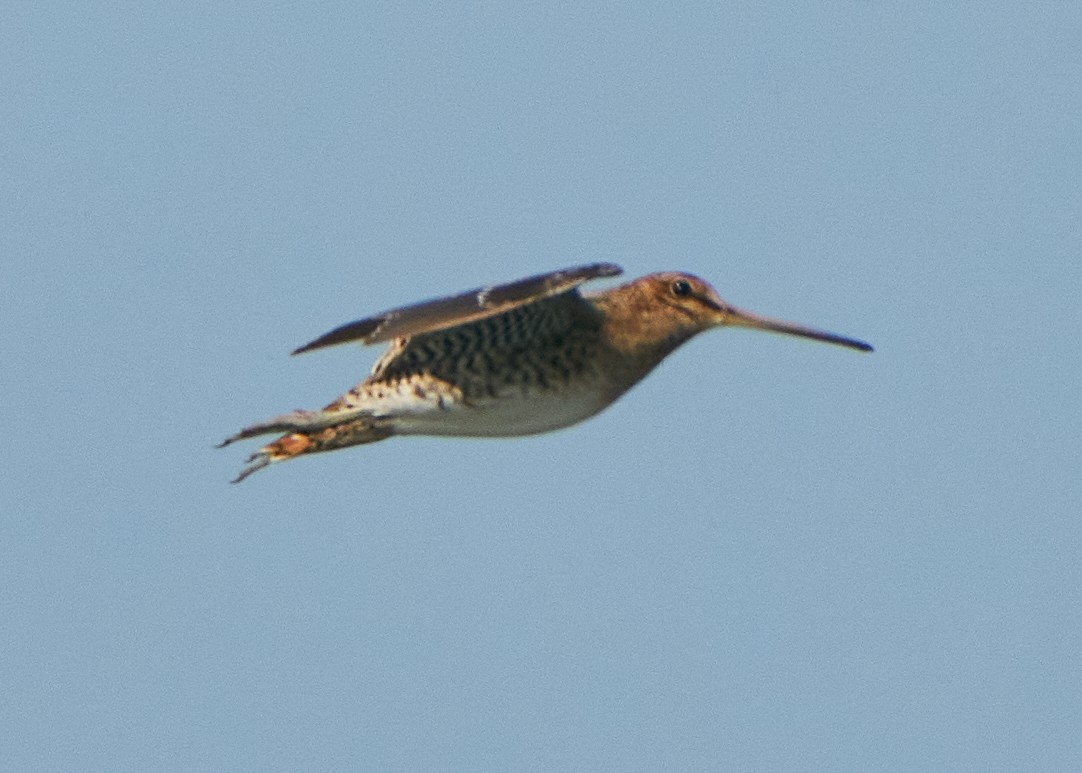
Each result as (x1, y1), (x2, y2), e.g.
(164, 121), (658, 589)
(220, 263), (872, 482)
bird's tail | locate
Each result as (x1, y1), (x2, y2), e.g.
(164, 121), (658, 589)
(219, 412), (391, 483)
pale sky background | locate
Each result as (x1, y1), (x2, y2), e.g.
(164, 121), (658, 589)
(3, 3), (1080, 771)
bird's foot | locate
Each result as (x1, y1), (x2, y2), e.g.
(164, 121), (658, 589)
(222, 415), (391, 483)
(228, 432), (318, 483)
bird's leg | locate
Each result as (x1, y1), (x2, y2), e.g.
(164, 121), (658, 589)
(228, 416), (393, 483)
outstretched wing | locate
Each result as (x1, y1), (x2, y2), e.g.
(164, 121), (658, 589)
(292, 262), (623, 354)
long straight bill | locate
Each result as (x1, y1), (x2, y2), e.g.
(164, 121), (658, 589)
(724, 305), (873, 352)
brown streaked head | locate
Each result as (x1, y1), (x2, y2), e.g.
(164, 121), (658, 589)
(593, 271), (873, 355)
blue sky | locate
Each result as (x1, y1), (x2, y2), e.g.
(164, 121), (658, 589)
(3, 3), (1080, 770)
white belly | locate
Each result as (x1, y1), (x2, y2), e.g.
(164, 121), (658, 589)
(388, 385), (611, 438)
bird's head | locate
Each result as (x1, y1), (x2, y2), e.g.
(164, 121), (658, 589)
(595, 271), (873, 356)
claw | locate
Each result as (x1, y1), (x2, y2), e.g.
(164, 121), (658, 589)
(227, 432), (318, 483)
(230, 452), (272, 484)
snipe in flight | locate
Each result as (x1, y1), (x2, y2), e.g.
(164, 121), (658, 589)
(220, 263), (872, 482)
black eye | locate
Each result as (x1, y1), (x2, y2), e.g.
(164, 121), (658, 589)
(671, 279), (692, 297)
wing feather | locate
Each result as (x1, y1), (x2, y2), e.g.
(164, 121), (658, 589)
(292, 262), (622, 354)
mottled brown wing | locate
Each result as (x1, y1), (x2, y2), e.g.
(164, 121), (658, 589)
(292, 262), (623, 354)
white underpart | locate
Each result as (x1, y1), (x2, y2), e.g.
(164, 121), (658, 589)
(376, 380), (611, 438)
